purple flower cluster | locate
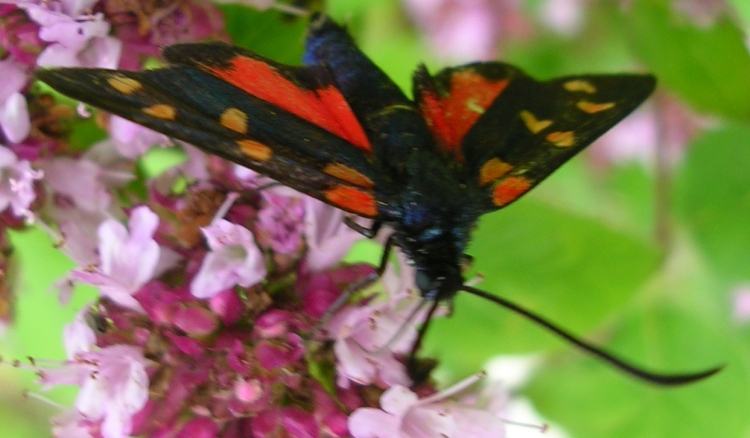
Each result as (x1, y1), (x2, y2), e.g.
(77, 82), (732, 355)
(0, 1), (512, 437)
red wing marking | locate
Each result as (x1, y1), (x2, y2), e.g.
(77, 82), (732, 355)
(492, 176), (531, 207)
(206, 56), (372, 152)
(420, 71), (509, 158)
(419, 88), (456, 157)
(324, 186), (378, 217)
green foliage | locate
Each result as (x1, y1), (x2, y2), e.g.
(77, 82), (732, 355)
(525, 240), (750, 438)
(218, 4), (308, 63)
(627, 0), (750, 120)
(425, 200), (659, 377)
(677, 124), (750, 282)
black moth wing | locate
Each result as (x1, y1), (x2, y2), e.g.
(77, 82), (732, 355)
(420, 63), (656, 212)
(36, 43), (385, 218)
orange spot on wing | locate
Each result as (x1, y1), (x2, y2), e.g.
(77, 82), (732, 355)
(323, 163), (374, 189)
(207, 57), (371, 152)
(564, 80), (596, 94)
(143, 104), (176, 120)
(479, 158), (513, 186)
(519, 110), (553, 134)
(108, 76), (142, 94)
(324, 186), (377, 217)
(420, 71), (508, 158)
(576, 101), (615, 114)
(221, 108), (248, 134)
(546, 131), (575, 147)
(492, 176), (531, 206)
(237, 139), (272, 162)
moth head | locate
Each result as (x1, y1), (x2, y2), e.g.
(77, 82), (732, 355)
(415, 263), (464, 301)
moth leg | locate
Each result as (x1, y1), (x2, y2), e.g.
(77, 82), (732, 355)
(254, 182), (282, 192)
(344, 217), (382, 238)
(407, 299), (441, 383)
(311, 234), (394, 338)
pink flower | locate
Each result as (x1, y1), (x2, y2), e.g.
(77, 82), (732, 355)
(73, 206), (163, 311)
(297, 262), (375, 319)
(326, 260), (427, 388)
(151, 143), (210, 194)
(190, 219), (267, 298)
(43, 157), (112, 213)
(40, 345), (150, 438)
(107, 0), (228, 70)
(175, 417), (219, 438)
(539, 0), (586, 35)
(733, 285), (750, 323)
(56, 209), (110, 268)
(672, 0), (734, 27)
(404, 0), (533, 61)
(21, 1), (122, 68)
(349, 372), (507, 438)
(304, 196), (363, 272)
(51, 410), (97, 438)
(253, 310), (306, 370)
(255, 191), (304, 255)
(590, 94), (707, 168)
(0, 58), (30, 143)
(43, 155), (120, 266)
(0, 145), (41, 218)
(252, 406), (319, 438)
(108, 116), (171, 159)
(63, 305), (97, 357)
(0, 5), (45, 66)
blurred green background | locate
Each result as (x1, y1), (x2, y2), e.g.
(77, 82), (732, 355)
(4, 0), (750, 436)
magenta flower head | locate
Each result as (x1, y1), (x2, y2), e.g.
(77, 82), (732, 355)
(27, 165), (510, 437)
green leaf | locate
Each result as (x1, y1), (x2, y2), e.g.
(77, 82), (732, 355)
(423, 200), (659, 378)
(727, 0), (750, 27)
(525, 240), (749, 438)
(67, 114), (107, 151)
(218, 5), (307, 63)
(526, 318), (747, 438)
(677, 124), (750, 281)
(307, 348), (337, 396)
(139, 146), (188, 178)
(627, 0), (750, 120)
(532, 159), (657, 240)
(605, 163), (658, 239)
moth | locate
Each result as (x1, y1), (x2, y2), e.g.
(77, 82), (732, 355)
(38, 13), (720, 385)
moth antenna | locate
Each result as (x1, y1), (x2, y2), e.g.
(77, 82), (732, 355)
(461, 285), (723, 386)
